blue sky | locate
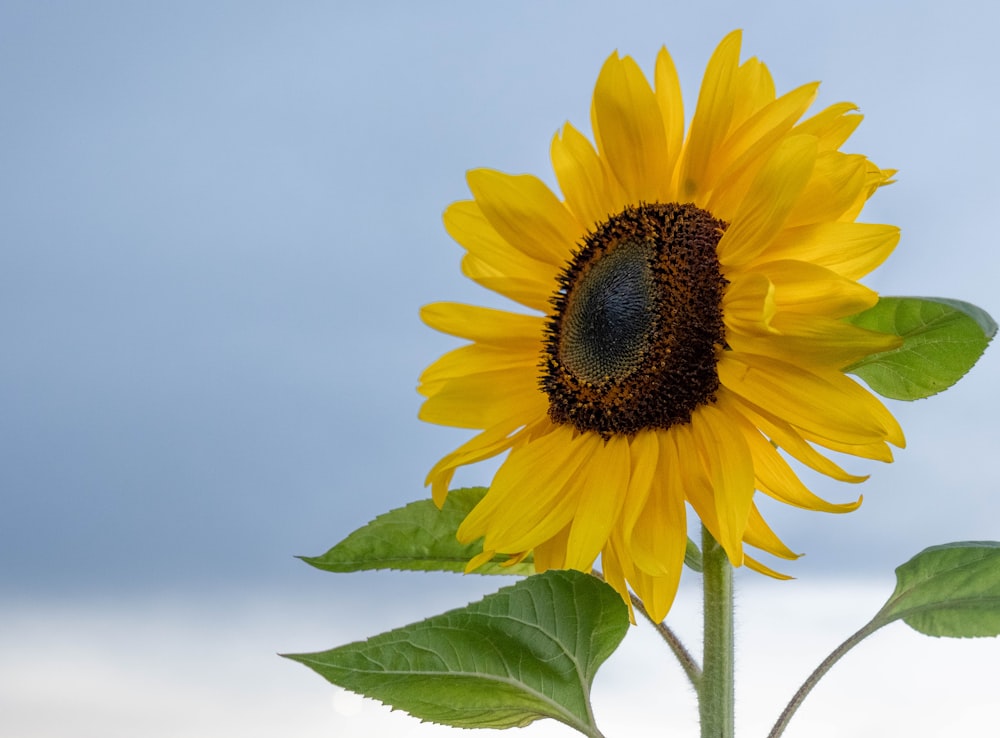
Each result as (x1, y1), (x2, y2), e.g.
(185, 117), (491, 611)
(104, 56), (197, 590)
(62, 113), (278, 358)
(2, 1), (999, 735)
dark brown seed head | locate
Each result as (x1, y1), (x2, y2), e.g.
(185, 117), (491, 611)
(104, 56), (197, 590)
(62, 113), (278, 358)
(541, 202), (728, 437)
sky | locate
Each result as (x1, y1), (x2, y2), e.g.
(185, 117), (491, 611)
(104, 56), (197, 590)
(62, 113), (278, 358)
(1, 1), (999, 736)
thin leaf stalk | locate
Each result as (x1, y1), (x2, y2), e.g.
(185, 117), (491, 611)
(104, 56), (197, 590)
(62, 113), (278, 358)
(592, 568), (702, 690)
(629, 590), (703, 689)
(766, 617), (883, 738)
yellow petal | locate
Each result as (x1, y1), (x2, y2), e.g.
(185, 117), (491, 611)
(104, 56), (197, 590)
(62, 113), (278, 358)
(420, 302), (542, 347)
(719, 352), (904, 447)
(723, 391), (858, 513)
(784, 151), (867, 228)
(730, 56), (775, 126)
(744, 554), (792, 580)
(444, 199), (558, 312)
(796, 432), (896, 463)
(618, 430), (660, 549)
(706, 82), (819, 214)
(533, 523), (571, 572)
(444, 199), (560, 286)
(564, 434), (632, 570)
(756, 259), (879, 317)
(744, 503), (800, 560)
(680, 29), (743, 201)
(689, 402), (755, 565)
(459, 425), (599, 551)
(629, 564), (684, 624)
(793, 101), (862, 151)
(460, 255), (554, 312)
(722, 271), (777, 334)
(653, 45), (685, 189)
(725, 314), (901, 369)
(672, 422), (725, 548)
(467, 169), (582, 267)
(716, 135), (817, 266)
(627, 433), (687, 578)
(419, 365), (544, 430)
(425, 420), (535, 506)
(755, 222), (900, 280)
(465, 548), (498, 573)
(550, 121), (625, 231)
(591, 52), (670, 203)
(727, 391), (869, 483)
(599, 536), (637, 624)
(839, 160), (894, 222)
(418, 343), (540, 397)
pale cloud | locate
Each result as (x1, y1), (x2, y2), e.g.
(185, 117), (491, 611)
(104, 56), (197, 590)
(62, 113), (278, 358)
(3, 582), (998, 737)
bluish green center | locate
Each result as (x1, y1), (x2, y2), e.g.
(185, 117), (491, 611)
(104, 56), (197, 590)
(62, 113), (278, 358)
(560, 240), (656, 384)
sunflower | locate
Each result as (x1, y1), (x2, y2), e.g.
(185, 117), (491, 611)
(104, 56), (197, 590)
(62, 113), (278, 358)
(418, 30), (904, 622)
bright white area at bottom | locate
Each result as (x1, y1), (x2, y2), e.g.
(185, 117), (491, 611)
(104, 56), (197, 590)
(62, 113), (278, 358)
(2, 578), (998, 738)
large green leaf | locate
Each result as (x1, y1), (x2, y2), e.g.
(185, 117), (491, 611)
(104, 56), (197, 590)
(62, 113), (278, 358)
(301, 487), (534, 576)
(875, 541), (1000, 637)
(284, 570), (628, 736)
(844, 297), (996, 400)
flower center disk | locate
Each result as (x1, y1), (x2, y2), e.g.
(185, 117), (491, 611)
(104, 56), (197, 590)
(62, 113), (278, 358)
(542, 202), (728, 436)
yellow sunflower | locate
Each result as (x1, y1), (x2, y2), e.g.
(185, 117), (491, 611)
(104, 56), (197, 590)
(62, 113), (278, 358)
(418, 30), (904, 622)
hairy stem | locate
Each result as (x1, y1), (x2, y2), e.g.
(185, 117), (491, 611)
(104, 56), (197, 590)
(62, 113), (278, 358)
(699, 526), (734, 738)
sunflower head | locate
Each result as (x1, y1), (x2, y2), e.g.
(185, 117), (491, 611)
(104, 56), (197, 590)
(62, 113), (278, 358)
(419, 30), (904, 622)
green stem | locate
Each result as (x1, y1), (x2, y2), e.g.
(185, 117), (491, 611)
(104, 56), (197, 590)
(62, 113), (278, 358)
(766, 617), (883, 738)
(699, 525), (734, 738)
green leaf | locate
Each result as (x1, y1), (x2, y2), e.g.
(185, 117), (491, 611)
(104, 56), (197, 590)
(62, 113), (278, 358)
(685, 536), (703, 573)
(875, 541), (1000, 637)
(284, 570), (628, 736)
(301, 487), (534, 576)
(844, 297), (996, 400)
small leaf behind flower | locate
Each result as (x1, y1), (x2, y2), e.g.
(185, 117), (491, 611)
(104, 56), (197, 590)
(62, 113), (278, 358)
(284, 570), (628, 736)
(301, 487), (534, 575)
(876, 541), (1000, 637)
(844, 296), (996, 400)
(685, 537), (703, 572)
